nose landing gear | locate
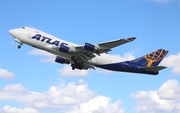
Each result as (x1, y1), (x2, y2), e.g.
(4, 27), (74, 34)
(18, 45), (21, 49)
(15, 39), (23, 49)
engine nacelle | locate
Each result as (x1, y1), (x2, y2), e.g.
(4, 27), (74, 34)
(59, 45), (74, 53)
(84, 42), (99, 51)
(55, 56), (70, 64)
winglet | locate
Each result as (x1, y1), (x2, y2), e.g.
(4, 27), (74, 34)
(127, 37), (136, 41)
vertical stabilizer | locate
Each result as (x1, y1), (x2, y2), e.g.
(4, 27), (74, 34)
(131, 49), (168, 67)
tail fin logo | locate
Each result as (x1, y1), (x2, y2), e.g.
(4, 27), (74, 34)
(143, 49), (168, 67)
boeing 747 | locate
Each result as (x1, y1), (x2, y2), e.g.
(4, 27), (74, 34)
(9, 27), (168, 75)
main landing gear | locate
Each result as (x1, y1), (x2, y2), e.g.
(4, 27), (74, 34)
(71, 63), (83, 70)
(71, 56), (84, 70)
(71, 64), (76, 70)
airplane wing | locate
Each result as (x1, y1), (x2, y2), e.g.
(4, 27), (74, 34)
(51, 37), (136, 70)
(75, 37), (136, 59)
(98, 37), (136, 49)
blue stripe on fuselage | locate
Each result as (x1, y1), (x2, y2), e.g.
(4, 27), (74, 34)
(95, 62), (158, 75)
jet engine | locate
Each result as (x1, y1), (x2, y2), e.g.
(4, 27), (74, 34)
(84, 42), (99, 51)
(55, 56), (70, 64)
(59, 45), (74, 53)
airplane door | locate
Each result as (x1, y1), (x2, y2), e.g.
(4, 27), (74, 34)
(28, 33), (31, 39)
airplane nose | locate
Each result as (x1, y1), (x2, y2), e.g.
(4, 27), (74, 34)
(9, 29), (14, 35)
(9, 29), (19, 38)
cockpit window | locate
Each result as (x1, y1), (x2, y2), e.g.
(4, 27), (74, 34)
(22, 26), (25, 29)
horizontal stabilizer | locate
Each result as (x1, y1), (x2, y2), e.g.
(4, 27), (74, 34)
(139, 66), (167, 72)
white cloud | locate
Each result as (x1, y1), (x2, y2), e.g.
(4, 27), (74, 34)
(132, 79), (180, 113)
(29, 48), (136, 77)
(2, 84), (28, 93)
(147, 0), (175, 3)
(172, 66), (180, 75)
(0, 80), (124, 113)
(0, 68), (15, 79)
(29, 48), (135, 77)
(28, 49), (50, 56)
(101, 52), (135, 62)
(28, 49), (55, 63)
(1, 105), (39, 113)
(29, 49), (135, 64)
(68, 96), (124, 113)
(58, 65), (90, 77)
(92, 68), (112, 75)
(160, 52), (180, 74)
(57, 52), (135, 77)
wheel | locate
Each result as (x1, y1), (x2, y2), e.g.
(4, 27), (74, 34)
(18, 45), (21, 49)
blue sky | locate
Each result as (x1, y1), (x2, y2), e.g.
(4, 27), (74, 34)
(0, 0), (180, 113)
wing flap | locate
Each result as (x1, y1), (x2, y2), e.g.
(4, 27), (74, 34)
(139, 66), (167, 72)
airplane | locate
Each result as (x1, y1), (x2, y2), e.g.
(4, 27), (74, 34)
(9, 26), (168, 75)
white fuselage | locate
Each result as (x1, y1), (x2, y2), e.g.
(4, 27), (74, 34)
(9, 26), (167, 75)
(9, 27), (122, 66)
